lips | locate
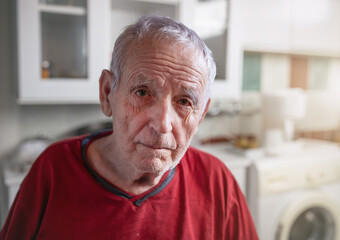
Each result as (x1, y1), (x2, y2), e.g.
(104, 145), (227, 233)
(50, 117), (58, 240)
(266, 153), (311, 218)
(137, 142), (176, 151)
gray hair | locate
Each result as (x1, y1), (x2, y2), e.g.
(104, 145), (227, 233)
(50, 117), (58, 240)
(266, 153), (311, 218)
(110, 15), (216, 105)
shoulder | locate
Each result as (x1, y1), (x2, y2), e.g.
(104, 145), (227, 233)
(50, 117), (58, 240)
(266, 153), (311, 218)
(179, 146), (236, 186)
(33, 130), (112, 173)
(182, 146), (230, 172)
(30, 135), (85, 171)
(184, 146), (222, 161)
(181, 146), (242, 192)
(45, 135), (84, 154)
(20, 135), (87, 194)
(182, 147), (252, 214)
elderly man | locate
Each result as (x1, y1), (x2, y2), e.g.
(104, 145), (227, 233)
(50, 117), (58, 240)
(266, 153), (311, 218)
(1, 16), (258, 239)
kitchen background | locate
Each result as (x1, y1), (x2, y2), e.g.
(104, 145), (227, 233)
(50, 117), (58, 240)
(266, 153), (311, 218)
(1, 0), (340, 239)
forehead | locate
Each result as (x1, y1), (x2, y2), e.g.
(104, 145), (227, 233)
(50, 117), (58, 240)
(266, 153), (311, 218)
(131, 37), (203, 60)
(122, 38), (208, 88)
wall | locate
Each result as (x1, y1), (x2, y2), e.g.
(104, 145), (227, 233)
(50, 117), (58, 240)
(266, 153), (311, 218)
(197, 50), (340, 147)
(0, 0), (19, 157)
(0, 0), (109, 225)
(199, 0), (340, 146)
(0, 0), (109, 157)
(241, 52), (340, 137)
(0, 0), (17, 227)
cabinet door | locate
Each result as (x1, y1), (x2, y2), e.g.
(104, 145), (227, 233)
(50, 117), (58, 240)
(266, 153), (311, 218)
(17, 0), (111, 104)
(180, 0), (240, 100)
(238, 0), (291, 51)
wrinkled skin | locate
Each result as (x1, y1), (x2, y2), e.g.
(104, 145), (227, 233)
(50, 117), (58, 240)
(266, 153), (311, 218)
(95, 38), (210, 193)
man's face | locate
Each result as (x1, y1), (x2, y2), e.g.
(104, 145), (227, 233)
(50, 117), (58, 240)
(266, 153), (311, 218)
(104, 39), (210, 174)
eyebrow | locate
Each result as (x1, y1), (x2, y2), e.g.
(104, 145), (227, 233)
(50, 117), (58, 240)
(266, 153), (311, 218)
(182, 87), (199, 107)
(135, 73), (153, 85)
(130, 73), (201, 106)
(128, 73), (153, 90)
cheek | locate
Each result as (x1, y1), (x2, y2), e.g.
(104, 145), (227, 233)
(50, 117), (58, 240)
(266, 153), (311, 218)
(112, 101), (134, 137)
(183, 108), (201, 131)
(121, 105), (150, 137)
(183, 109), (192, 124)
(180, 106), (202, 127)
(114, 96), (141, 122)
(175, 116), (200, 145)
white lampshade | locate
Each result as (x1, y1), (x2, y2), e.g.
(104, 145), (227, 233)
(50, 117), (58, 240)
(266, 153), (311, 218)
(262, 88), (307, 121)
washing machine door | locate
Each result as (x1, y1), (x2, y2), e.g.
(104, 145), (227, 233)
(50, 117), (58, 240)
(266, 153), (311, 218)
(276, 193), (340, 240)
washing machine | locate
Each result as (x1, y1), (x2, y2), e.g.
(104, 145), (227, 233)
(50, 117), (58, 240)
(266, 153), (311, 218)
(247, 139), (340, 240)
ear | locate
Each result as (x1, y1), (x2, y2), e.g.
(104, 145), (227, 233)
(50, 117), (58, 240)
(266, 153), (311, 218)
(198, 98), (211, 125)
(99, 69), (113, 117)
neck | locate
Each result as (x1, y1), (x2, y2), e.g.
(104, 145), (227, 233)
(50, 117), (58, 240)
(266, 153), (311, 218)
(125, 173), (165, 195)
(87, 135), (165, 195)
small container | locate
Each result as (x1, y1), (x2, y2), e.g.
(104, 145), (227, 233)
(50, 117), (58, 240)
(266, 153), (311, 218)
(41, 60), (52, 79)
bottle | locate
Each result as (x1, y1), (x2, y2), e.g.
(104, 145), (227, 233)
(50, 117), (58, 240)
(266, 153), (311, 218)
(41, 60), (51, 79)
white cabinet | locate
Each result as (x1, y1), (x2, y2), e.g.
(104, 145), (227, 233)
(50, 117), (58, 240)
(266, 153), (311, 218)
(238, 0), (291, 52)
(3, 164), (27, 213)
(17, 0), (239, 103)
(111, 0), (240, 101)
(180, 0), (237, 99)
(290, 0), (340, 54)
(17, 0), (111, 104)
(237, 0), (340, 56)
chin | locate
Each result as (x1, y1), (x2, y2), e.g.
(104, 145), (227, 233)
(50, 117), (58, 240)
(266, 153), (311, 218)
(132, 157), (179, 174)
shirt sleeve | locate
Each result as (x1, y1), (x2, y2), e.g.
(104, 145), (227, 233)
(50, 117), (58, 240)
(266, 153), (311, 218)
(0, 155), (51, 240)
(225, 176), (259, 240)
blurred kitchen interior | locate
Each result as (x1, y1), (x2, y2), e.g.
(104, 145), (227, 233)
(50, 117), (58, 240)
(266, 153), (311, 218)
(1, 0), (340, 238)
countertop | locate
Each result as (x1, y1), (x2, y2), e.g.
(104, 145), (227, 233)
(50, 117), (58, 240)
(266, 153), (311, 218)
(196, 143), (258, 169)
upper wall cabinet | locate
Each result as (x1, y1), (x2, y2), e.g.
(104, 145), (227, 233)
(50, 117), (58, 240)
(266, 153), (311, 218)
(111, 0), (228, 78)
(237, 0), (340, 56)
(111, 0), (240, 100)
(17, 0), (111, 104)
(182, 0), (228, 81)
(237, 0), (291, 52)
(183, 0), (240, 100)
(290, 0), (340, 54)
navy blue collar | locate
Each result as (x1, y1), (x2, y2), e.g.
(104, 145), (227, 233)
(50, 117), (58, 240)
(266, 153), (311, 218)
(81, 130), (176, 206)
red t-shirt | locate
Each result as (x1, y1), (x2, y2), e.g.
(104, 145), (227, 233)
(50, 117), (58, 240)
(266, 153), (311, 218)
(0, 131), (258, 239)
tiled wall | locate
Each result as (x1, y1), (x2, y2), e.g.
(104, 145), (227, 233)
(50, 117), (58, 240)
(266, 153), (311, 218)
(198, 52), (340, 145)
(241, 51), (340, 141)
(242, 52), (334, 91)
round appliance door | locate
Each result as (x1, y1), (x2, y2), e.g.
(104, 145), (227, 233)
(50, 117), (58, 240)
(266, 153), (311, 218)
(276, 193), (340, 240)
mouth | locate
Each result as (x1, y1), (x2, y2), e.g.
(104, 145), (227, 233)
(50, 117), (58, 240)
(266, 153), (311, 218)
(137, 142), (175, 151)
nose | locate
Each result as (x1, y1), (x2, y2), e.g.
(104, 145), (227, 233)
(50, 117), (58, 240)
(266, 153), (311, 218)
(149, 99), (173, 134)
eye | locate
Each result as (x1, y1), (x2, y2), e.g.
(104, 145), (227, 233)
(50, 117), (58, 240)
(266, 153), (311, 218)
(177, 98), (192, 107)
(135, 89), (148, 97)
